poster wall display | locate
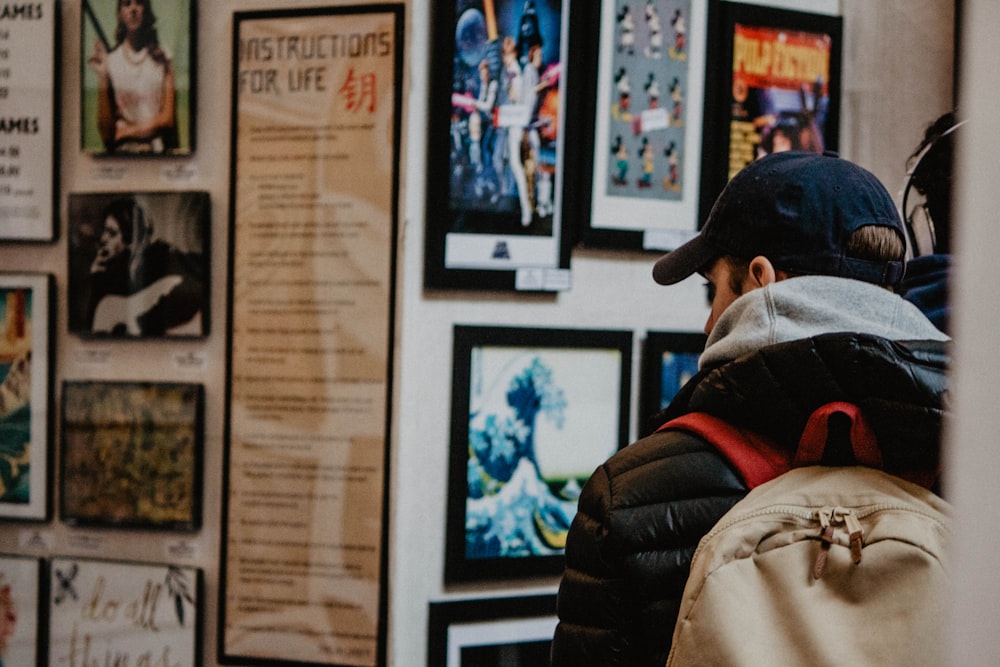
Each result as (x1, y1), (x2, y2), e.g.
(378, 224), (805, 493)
(222, 5), (403, 666)
(67, 191), (211, 339)
(0, 272), (52, 521)
(60, 380), (204, 531)
(427, 595), (558, 666)
(699, 1), (842, 222)
(0, 554), (44, 666)
(578, 0), (708, 252)
(423, 0), (588, 292)
(637, 330), (705, 437)
(0, 0), (57, 241)
(80, 0), (196, 156)
(48, 557), (201, 667)
(446, 325), (632, 582)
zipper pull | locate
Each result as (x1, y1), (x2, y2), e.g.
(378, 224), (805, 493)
(813, 507), (835, 580)
(838, 508), (865, 564)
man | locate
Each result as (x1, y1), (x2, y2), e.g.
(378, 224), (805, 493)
(551, 151), (950, 666)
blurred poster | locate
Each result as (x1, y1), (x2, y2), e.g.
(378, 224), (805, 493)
(223, 6), (402, 666)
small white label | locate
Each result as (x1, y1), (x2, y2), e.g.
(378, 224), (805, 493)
(66, 532), (105, 553)
(18, 529), (53, 552)
(165, 538), (201, 561)
(75, 347), (113, 365)
(172, 349), (208, 371)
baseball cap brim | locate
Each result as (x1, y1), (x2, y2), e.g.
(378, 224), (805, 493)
(652, 233), (718, 285)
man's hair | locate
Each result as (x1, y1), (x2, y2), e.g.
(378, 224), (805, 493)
(723, 225), (906, 294)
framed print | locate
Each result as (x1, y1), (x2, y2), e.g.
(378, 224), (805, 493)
(446, 325), (632, 582)
(67, 191), (210, 338)
(423, 0), (588, 291)
(638, 331), (704, 436)
(223, 6), (402, 665)
(60, 380), (203, 530)
(48, 557), (201, 667)
(0, 0), (58, 241)
(427, 595), (557, 666)
(0, 554), (45, 666)
(80, 0), (196, 156)
(578, 0), (708, 252)
(699, 1), (842, 223)
(0, 273), (53, 521)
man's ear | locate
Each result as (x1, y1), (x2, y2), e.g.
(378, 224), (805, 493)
(747, 256), (780, 287)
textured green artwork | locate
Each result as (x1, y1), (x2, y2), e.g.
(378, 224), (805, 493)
(61, 381), (202, 529)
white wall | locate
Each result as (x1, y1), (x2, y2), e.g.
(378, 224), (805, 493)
(0, 1), (958, 665)
(947, 1), (1000, 663)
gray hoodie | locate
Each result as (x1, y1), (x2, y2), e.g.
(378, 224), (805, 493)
(700, 275), (950, 370)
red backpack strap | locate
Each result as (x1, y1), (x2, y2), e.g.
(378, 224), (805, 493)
(657, 413), (793, 489)
(795, 402), (883, 467)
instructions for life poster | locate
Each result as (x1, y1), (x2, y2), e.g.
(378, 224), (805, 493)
(222, 6), (402, 666)
(0, 0), (55, 241)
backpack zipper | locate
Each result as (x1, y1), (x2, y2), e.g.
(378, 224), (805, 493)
(692, 502), (949, 579)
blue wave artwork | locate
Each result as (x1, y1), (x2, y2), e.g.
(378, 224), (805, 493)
(465, 352), (579, 559)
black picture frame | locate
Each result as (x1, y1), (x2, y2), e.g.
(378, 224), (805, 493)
(638, 330), (705, 437)
(423, 0), (590, 292)
(67, 191), (210, 339)
(80, 0), (197, 156)
(446, 325), (632, 583)
(0, 553), (47, 666)
(427, 594), (557, 666)
(699, 1), (843, 225)
(0, 272), (54, 522)
(60, 380), (204, 531)
(576, 0), (710, 252)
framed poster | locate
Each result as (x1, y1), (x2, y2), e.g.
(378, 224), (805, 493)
(0, 0), (58, 241)
(48, 557), (201, 667)
(60, 380), (204, 531)
(67, 191), (210, 339)
(0, 273), (53, 521)
(446, 325), (632, 582)
(638, 330), (704, 436)
(80, 0), (196, 155)
(423, 0), (589, 292)
(427, 595), (557, 666)
(222, 5), (403, 665)
(578, 0), (708, 252)
(0, 554), (44, 666)
(699, 1), (842, 224)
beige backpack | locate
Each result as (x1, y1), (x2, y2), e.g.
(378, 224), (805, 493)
(666, 465), (952, 666)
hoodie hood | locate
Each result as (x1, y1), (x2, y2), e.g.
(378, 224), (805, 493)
(700, 275), (949, 370)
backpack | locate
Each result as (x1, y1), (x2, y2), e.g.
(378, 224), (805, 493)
(661, 405), (952, 667)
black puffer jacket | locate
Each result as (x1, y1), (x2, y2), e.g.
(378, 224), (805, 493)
(551, 332), (948, 667)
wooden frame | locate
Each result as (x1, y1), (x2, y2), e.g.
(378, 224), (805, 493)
(60, 380), (204, 531)
(638, 330), (705, 437)
(0, 553), (45, 666)
(0, 273), (53, 521)
(0, 0), (59, 241)
(67, 191), (210, 338)
(427, 595), (557, 666)
(80, 0), (196, 156)
(423, 0), (589, 291)
(48, 557), (202, 666)
(698, 1), (842, 224)
(577, 0), (709, 252)
(446, 325), (632, 582)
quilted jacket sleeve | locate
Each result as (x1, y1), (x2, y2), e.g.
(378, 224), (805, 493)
(551, 429), (748, 667)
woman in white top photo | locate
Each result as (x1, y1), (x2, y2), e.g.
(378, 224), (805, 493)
(88, 0), (177, 154)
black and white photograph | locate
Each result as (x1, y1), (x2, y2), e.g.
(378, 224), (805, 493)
(67, 191), (210, 338)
